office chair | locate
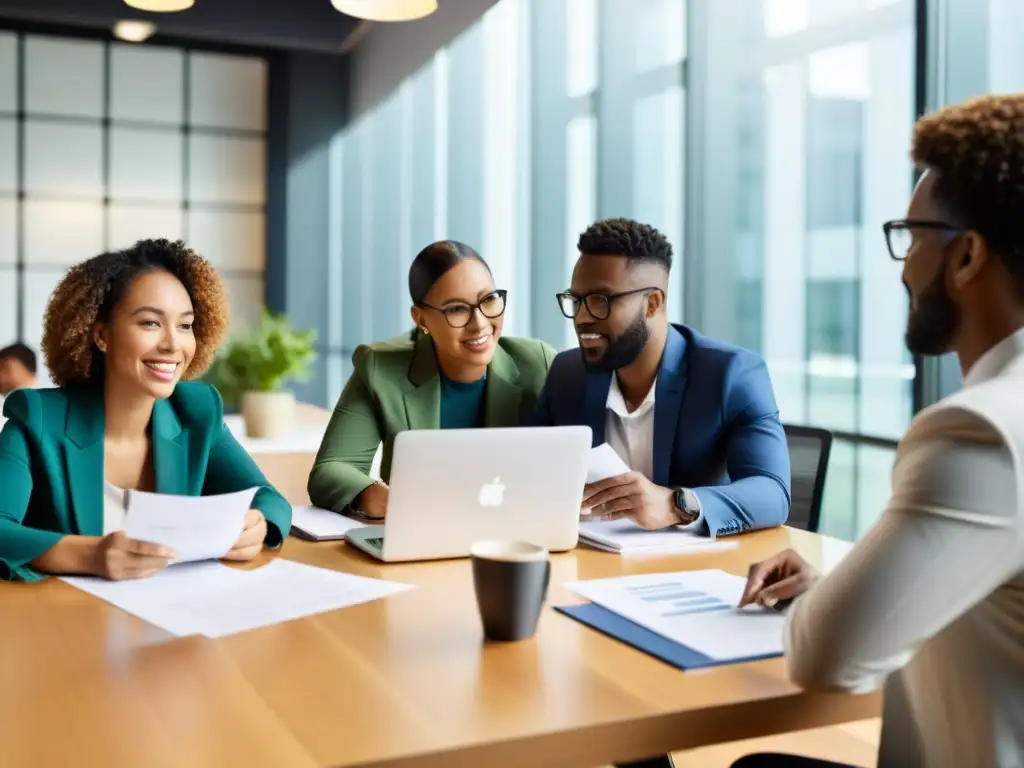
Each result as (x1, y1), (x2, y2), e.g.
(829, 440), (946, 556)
(782, 424), (833, 533)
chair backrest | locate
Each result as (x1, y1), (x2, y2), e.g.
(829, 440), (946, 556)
(783, 424), (833, 533)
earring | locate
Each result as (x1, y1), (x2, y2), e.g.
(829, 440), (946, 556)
(421, 327), (429, 336)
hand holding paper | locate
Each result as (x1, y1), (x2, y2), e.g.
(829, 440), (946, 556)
(124, 487), (259, 565)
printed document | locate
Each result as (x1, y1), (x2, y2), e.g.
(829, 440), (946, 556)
(566, 569), (785, 661)
(62, 559), (413, 638)
(124, 488), (257, 564)
(289, 505), (367, 541)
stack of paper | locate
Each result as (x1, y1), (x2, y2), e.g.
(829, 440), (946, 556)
(289, 505), (366, 541)
(565, 569), (786, 663)
(581, 444), (735, 555)
(579, 519), (737, 555)
(125, 488), (257, 564)
(62, 559), (413, 639)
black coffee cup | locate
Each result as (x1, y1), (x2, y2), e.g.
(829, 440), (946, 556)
(470, 540), (551, 642)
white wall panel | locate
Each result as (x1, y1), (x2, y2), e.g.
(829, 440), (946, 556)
(110, 128), (184, 201)
(25, 36), (103, 118)
(110, 45), (185, 125)
(189, 53), (267, 131)
(108, 205), (184, 251)
(24, 121), (103, 197)
(188, 135), (265, 205)
(23, 200), (104, 265)
(187, 210), (265, 271)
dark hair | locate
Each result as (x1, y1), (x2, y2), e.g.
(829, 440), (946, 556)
(577, 217), (673, 271)
(42, 238), (229, 386)
(912, 94), (1024, 296)
(408, 240), (490, 305)
(0, 343), (37, 374)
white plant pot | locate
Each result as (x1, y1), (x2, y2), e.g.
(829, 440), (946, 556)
(241, 390), (295, 439)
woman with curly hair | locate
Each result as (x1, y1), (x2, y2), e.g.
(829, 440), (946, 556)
(0, 239), (291, 582)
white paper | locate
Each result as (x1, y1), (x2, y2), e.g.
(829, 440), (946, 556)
(566, 569), (785, 662)
(61, 559), (413, 639)
(578, 519), (738, 555)
(289, 505), (366, 541)
(124, 488), (256, 564)
(586, 443), (632, 484)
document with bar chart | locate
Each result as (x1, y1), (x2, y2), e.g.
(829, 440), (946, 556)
(564, 569), (786, 662)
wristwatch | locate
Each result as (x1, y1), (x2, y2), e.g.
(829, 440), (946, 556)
(672, 487), (701, 525)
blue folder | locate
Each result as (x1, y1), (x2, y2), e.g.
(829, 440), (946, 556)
(555, 603), (784, 670)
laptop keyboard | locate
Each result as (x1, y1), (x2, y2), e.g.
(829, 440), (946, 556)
(365, 536), (384, 552)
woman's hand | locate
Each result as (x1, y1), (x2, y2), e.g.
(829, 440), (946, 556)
(355, 482), (389, 520)
(223, 508), (267, 562)
(92, 531), (176, 580)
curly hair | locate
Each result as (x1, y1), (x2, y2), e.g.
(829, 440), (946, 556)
(577, 217), (673, 271)
(912, 94), (1024, 295)
(42, 239), (229, 386)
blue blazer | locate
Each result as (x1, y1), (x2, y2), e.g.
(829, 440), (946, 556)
(531, 324), (791, 537)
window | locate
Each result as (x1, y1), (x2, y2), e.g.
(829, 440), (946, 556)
(564, 113), (598, 348)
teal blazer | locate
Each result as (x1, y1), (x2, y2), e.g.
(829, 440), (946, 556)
(0, 382), (292, 582)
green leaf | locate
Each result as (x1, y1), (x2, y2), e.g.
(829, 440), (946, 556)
(201, 309), (318, 401)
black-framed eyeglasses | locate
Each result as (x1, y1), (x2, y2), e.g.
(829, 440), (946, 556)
(882, 219), (962, 261)
(418, 289), (507, 328)
(555, 287), (660, 320)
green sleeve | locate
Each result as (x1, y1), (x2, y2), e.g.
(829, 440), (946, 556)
(540, 340), (557, 370)
(0, 393), (61, 582)
(307, 348), (381, 513)
(201, 389), (292, 547)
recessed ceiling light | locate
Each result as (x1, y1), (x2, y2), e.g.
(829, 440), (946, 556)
(330, 0), (437, 22)
(114, 19), (158, 42)
(123, 0), (195, 11)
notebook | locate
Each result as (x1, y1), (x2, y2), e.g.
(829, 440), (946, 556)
(578, 519), (737, 555)
(289, 506), (367, 541)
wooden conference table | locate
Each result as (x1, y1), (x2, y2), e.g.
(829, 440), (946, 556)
(0, 417), (880, 768)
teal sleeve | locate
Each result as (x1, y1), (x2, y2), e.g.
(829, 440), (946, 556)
(200, 389), (292, 547)
(0, 393), (61, 582)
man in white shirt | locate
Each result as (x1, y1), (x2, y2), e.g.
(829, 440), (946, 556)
(735, 95), (1024, 767)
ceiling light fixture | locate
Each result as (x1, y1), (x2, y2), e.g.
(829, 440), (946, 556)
(113, 19), (158, 42)
(123, 0), (195, 12)
(330, 0), (437, 22)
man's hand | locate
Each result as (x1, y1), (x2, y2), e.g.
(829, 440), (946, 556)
(739, 548), (819, 608)
(581, 472), (678, 530)
(223, 508), (267, 562)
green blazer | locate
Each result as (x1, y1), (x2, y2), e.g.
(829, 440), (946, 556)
(0, 382), (292, 582)
(308, 331), (556, 512)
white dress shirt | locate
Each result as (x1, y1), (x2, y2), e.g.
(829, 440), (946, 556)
(784, 328), (1024, 768)
(605, 374), (702, 530)
(103, 481), (127, 535)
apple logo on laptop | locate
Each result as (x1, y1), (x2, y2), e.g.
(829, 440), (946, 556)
(478, 477), (505, 507)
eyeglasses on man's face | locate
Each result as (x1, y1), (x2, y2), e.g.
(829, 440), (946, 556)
(555, 287), (659, 320)
(882, 219), (962, 261)
(418, 289), (507, 328)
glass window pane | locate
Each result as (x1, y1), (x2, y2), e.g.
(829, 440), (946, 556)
(223, 275), (264, 335)
(24, 121), (103, 198)
(189, 53), (267, 131)
(0, 199), (15, 265)
(635, 0), (686, 73)
(110, 128), (184, 202)
(482, 0), (523, 336)
(0, 118), (15, 193)
(23, 200), (104, 265)
(565, 113), (597, 349)
(566, 0), (598, 97)
(0, 32), (15, 113)
(763, 0), (909, 39)
(187, 210), (265, 271)
(24, 36), (103, 118)
(188, 135), (266, 205)
(21, 270), (65, 350)
(0, 267), (15, 347)
(108, 205), (184, 251)
(110, 45), (185, 125)
(633, 85), (685, 324)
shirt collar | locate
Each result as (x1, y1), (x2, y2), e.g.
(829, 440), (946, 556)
(606, 374), (657, 418)
(963, 327), (1024, 388)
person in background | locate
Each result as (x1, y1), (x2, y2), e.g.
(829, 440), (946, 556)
(308, 240), (555, 519)
(532, 218), (791, 538)
(735, 94), (1024, 767)
(0, 343), (38, 396)
(0, 239), (292, 582)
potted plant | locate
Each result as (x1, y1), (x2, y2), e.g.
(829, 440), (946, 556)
(206, 309), (317, 438)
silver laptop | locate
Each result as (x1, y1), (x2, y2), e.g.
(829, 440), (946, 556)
(345, 426), (592, 562)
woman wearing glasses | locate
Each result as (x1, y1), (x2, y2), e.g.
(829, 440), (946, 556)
(308, 240), (555, 519)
